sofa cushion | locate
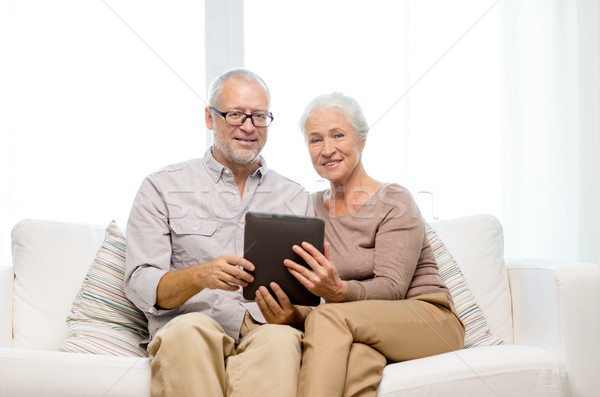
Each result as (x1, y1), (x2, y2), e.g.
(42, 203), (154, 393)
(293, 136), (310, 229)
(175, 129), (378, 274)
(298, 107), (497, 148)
(378, 345), (567, 396)
(0, 348), (151, 397)
(61, 221), (148, 357)
(426, 224), (503, 348)
(11, 219), (106, 350)
(0, 265), (13, 348)
(431, 215), (513, 344)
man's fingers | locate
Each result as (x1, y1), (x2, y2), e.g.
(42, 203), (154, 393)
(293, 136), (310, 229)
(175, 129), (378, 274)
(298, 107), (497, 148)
(258, 286), (282, 311)
(208, 278), (240, 292)
(221, 254), (255, 272)
(214, 255), (254, 283)
(269, 282), (293, 309)
(227, 264), (254, 283)
(220, 272), (250, 287)
(255, 288), (272, 314)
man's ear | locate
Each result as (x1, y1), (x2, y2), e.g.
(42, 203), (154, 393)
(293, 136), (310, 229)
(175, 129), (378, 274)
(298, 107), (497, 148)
(205, 106), (214, 131)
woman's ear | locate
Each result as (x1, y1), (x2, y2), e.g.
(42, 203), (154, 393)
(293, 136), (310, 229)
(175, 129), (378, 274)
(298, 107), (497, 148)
(359, 137), (366, 152)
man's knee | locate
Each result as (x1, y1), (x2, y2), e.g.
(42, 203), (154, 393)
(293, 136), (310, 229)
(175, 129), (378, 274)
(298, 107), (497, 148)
(151, 312), (230, 353)
(247, 324), (302, 353)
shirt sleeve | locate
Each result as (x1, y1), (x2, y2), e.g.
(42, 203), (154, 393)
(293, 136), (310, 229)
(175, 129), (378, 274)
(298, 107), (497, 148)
(124, 175), (172, 315)
(343, 190), (424, 301)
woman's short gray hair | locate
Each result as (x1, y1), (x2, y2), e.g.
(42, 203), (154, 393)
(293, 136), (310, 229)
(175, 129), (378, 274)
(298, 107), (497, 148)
(299, 92), (369, 141)
(208, 68), (271, 108)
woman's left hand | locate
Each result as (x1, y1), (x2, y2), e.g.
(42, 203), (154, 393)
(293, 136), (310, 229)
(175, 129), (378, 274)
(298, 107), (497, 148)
(284, 242), (348, 303)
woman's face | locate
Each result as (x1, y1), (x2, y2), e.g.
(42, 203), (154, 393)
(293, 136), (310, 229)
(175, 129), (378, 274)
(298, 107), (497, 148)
(305, 107), (366, 185)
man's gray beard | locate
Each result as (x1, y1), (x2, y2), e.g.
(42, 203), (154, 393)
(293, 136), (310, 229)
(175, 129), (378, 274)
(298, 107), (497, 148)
(213, 138), (260, 166)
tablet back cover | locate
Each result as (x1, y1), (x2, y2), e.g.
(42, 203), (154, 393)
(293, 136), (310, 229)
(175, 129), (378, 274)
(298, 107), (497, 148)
(243, 212), (323, 306)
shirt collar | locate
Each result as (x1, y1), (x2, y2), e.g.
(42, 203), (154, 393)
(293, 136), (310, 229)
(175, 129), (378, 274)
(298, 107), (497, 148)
(202, 147), (269, 184)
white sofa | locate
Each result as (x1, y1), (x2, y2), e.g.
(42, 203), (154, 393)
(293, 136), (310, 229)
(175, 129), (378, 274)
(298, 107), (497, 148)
(1, 214), (599, 396)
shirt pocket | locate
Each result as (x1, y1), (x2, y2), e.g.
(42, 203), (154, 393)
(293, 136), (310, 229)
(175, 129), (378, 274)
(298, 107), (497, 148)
(169, 218), (218, 268)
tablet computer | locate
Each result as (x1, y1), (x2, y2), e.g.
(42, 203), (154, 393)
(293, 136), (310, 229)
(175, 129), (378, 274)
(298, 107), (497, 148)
(243, 211), (324, 306)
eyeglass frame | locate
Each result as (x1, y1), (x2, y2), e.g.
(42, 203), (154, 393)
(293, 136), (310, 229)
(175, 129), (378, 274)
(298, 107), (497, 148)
(209, 107), (274, 127)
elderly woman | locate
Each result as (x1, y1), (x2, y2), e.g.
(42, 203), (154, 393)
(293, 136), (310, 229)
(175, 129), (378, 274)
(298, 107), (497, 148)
(284, 92), (465, 396)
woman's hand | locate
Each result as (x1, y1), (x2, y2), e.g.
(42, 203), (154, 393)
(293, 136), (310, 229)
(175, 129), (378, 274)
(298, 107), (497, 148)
(255, 282), (311, 329)
(284, 242), (348, 303)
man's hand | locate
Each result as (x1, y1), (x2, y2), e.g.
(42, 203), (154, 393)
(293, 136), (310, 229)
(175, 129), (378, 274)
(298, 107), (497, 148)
(156, 254), (255, 309)
(255, 282), (311, 329)
(198, 254), (255, 291)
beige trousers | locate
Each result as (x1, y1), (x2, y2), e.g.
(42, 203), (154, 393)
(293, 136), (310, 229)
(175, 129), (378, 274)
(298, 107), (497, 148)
(148, 312), (303, 397)
(298, 293), (465, 397)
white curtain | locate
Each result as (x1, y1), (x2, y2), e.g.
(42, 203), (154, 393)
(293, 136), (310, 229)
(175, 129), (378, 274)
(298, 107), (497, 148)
(501, 0), (600, 263)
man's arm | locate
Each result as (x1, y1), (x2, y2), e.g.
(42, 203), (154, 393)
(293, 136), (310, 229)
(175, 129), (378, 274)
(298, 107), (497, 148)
(156, 255), (255, 309)
(125, 175), (255, 312)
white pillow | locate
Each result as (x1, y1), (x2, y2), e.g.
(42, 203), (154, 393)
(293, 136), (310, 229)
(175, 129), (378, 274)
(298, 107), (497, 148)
(426, 223), (504, 348)
(61, 221), (148, 357)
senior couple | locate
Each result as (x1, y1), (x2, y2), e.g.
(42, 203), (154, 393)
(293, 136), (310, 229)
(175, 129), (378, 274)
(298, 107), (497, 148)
(124, 68), (465, 397)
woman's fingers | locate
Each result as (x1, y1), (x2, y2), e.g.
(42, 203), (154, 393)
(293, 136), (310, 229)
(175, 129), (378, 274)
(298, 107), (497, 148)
(289, 244), (322, 271)
(286, 265), (315, 289)
(300, 241), (328, 262)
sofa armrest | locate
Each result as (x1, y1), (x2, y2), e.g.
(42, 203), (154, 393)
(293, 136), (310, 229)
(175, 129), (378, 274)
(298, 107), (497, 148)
(0, 264), (13, 348)
(507, 258), (600, 397)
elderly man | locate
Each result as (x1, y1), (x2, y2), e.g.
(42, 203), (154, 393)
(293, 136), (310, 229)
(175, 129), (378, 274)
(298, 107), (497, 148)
(125, 68), (313, 397)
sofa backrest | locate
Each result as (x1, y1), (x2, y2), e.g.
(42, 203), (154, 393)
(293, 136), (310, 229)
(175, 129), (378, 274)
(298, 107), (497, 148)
(432, 214), (513, 344)
(9, 214), (514, 351)
(11, 219), (105, 350)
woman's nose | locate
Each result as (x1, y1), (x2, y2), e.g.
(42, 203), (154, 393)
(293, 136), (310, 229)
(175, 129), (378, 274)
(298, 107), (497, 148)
(322, 138), (335, 155)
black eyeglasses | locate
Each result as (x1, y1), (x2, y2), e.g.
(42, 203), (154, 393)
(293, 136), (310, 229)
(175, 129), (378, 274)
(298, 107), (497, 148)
(210, 107), (274, 127)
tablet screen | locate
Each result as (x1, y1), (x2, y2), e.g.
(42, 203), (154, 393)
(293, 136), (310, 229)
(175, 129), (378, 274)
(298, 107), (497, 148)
(243, 212), (323, 306)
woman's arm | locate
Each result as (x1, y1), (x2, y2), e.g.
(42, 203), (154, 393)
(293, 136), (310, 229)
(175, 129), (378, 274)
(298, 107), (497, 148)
(344, 205), (423, 301)
(285, 186), (426, 302)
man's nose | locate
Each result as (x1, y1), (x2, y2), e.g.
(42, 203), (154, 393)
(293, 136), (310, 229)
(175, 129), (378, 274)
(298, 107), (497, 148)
(240, 116), (256, 132)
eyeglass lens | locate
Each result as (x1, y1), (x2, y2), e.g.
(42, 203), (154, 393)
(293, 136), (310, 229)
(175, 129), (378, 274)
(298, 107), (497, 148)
(225, 112), (271, 127)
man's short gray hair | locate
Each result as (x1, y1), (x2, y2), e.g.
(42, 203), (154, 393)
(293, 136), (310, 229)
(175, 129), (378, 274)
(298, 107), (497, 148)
(299, 92), (369, 141)
(207, 68), (271, 108)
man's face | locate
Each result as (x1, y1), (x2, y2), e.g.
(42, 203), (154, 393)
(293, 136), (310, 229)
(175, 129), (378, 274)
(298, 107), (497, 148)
(205, 77), (269, 170)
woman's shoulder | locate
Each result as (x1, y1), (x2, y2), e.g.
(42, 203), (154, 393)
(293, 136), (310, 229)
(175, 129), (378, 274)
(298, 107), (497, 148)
(372, 183), (420, 218)
(376, 183), (415, 203)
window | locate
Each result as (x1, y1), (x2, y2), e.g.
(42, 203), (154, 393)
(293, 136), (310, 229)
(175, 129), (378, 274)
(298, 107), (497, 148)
(2, 1), (502, 263)
(245, 0), (501, 220)
(1, 1), (205, 262)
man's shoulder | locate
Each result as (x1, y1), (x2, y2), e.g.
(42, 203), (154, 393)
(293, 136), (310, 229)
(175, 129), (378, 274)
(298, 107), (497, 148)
(148, 158), (203, 178)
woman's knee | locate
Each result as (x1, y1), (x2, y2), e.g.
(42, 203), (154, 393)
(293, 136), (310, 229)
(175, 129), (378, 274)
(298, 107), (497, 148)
(306, 303), (348, 328)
